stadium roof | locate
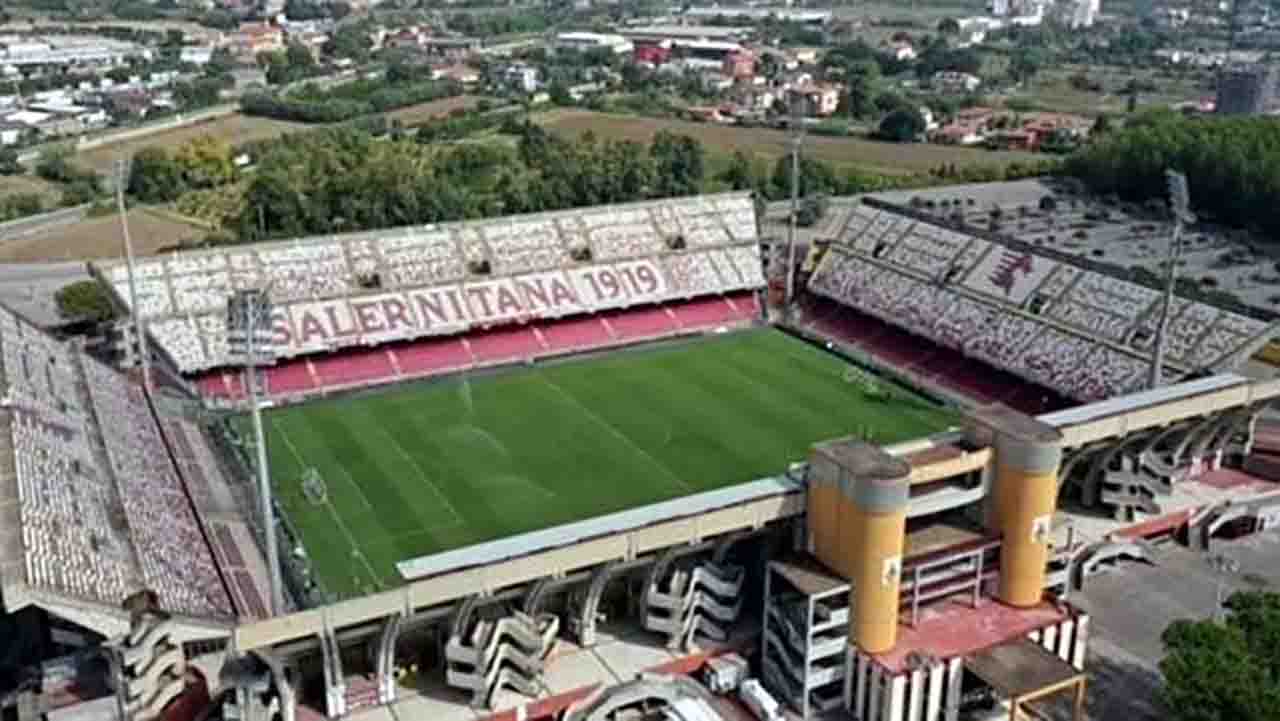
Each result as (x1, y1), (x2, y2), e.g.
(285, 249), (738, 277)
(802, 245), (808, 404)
(397, 475), (802, 581)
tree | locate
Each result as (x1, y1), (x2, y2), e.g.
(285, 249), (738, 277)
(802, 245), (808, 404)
(1010, 47), (1045, 83)
(548, 83), (573, 106)
(1091, 113), (1113, 136)
(650, 131), (705, 197)
(55, 280), (116, 323)
(0, 148), (21, 176)
(842, 60), (883, 119)
(877, 108), (927, 142)
(128, 147), (187, 203)
(1160, 591), (1280, 721)
(324, 24), (372, 63)
(174, 136), (237, 189)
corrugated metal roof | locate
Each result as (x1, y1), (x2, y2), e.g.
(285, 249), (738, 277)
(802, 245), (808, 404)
(1037, 373), (1247, 429)
(397, 476), (801, 580)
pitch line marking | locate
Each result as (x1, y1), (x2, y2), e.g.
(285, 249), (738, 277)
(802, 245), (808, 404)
(269, 418), (384, 591)
(360, 417), (465, 526)
(535, 371), (692, 494)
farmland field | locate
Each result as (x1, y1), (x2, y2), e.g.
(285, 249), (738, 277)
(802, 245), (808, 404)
(535, 109), (1040, 175)
(246, 328), (956, 597)
(385, 95), (487, 126)
(75, 112), (308, 175)
(0, 174), (62, 204)
(0, 207), (204, 262)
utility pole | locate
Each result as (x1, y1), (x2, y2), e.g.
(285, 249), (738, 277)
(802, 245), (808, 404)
(116, 157), (152, 391)
(785, 94), (805, 315)
(1150, 169), (1195, 389)
(228, 289), (283, 616)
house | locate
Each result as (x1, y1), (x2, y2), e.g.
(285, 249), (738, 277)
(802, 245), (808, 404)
(787, 83), (841, 117)
(502, 63), (538, 94)
(0, 121), (24, 146)
(791, 47), (821, 65)
(232, 22), (284, 60)
(686, 105), (731, 123)
(887, 41), (916, 61)
(732, 83), (776, 112)
(180, 46), (215, 66)
(723, 50), (755, 79)
(933, 71), (981, 93)
(633, 43), (671, 66)
(430, 64), (481, 85)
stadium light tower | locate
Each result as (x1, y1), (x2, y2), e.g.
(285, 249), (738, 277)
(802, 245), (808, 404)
(227, 288), (284, 616)
(116, 157), (152, 391)
(785, 94), (806, 315)
(1149, 170), (1196, 389)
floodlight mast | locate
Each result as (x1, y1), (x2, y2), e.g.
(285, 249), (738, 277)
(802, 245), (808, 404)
(785, 95), (805, 315)
(1150, 170), (1195, 389)
(116, 157), (152, 391)
(228, 289), (283, 616)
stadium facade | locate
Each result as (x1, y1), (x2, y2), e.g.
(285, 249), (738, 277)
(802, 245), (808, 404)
(2, 192), (1279, 721)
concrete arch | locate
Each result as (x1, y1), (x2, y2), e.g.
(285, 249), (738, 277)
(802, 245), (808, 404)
(522, 577), (559, 616)
(574, 562), (620, 647)
(375, 613), (402, 705)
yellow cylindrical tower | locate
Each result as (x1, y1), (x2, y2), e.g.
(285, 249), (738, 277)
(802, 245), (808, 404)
(807, 462), (838, 571)
(981, 408), (1064, 607)
(844, 449), (911, 654)
(808, 438), (910, 654)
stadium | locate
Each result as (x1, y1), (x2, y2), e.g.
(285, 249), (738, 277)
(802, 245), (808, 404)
(2, 189), (1280, 721)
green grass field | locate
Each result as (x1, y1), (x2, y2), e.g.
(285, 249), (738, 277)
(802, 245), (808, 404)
(248, 329), (956, 597)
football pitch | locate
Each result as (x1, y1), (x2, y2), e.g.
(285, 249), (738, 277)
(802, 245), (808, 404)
(245, 329), (957, 598)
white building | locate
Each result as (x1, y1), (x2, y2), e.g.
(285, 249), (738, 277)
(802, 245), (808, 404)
(0, 34), (152, 69)
(933, 71), (981, 93)
(180, 46), (215, 66)
(554, 32), (634, 55)
(502, 64), (539, 94)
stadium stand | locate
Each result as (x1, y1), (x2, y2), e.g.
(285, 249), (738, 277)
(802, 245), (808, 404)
(0, 305), (234, 619)
(93, 195), (766, 401)
(95, 194), (766, 387)
(807, 203), (1277, 403)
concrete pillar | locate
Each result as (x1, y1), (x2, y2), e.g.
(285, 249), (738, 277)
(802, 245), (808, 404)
(944, 658), (963, 721)
(926, 664), (943, 721)
(908, 669), (925, 721)
(1072, 615), (1089, 671)
(1057, 620), (1074, 662)
(983, 408), (1064, 607)
(855, 651), (869, 720)
(886, 674), (907, 721)
(1042, 624), (1057, 653)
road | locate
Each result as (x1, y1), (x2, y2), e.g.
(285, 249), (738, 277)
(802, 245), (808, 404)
(1051, 532), (1280, 721)
(0, 261), (91, 326)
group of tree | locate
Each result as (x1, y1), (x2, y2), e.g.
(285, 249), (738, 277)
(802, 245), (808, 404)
(242, 60), (461, 123)
(222, 122), (707, 242)
(0, 193), (44, 223)
(1161, 590), (1280, 721)
(54, 280), (116, 323)
(127, 135), (238, 204)
(1062, 110), (1280, 240)
(35, 146), (102, 205)
(259, 42), (321, 86)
